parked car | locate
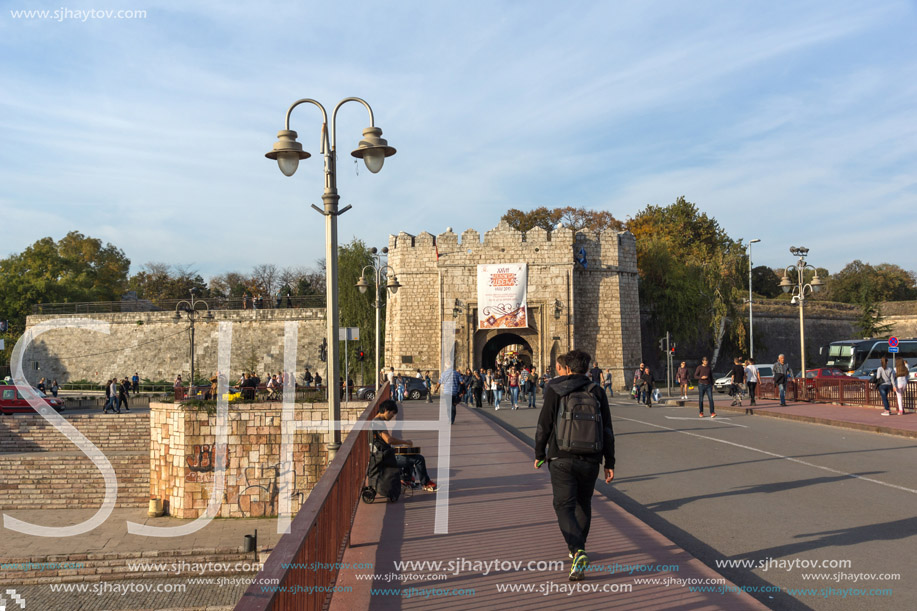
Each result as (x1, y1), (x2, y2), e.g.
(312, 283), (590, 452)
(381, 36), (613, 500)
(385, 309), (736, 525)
(0, 384), (66, 414)
(802, 368), (849, 390)
(355, 377), (429, 401)
(714, 365), (774, 393)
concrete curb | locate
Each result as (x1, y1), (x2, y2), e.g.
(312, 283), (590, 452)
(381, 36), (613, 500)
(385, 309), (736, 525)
(713, 403), (917, 439)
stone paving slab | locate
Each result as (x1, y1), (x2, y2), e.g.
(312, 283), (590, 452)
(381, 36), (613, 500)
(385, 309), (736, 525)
(329, 403), (766, 610)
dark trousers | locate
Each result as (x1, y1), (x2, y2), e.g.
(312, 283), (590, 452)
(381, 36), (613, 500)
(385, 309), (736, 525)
(473, 387), (483, 407)
(395, 454), (432, 486)
(747, 382), (757, 405)
(644, 386), (653, 407)
(549, 458), (600, 553)
(486, 389), (494, 405)
(451, 395), (459, 424)
(698, 383), (714, 414)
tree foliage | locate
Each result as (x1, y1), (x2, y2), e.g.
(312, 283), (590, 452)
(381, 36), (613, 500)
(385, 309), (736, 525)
(750, 266), (782, 298)
(827, 260), (917, 304)
(337, 239), (382, 385)
(502, 206), (624, 234)
(128, 263), (207, 301)
(626, 196), (745, 361)
(0, 232), (129, 328)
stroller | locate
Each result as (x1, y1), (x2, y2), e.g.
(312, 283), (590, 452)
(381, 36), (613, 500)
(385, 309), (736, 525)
(360, 435), (407, 504)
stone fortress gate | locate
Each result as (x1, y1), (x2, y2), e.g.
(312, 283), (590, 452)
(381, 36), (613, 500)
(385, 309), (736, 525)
(384, 221), (642, 388)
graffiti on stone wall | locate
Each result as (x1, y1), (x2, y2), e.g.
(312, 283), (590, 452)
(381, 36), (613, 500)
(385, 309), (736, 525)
(236, 462), (304, 518)
(184, 444), (228, 483)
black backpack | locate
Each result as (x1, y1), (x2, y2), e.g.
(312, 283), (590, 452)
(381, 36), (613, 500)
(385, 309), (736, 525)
(555, 383), (603, 455)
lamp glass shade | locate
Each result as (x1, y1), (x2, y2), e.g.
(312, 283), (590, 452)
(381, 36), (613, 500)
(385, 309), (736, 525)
(779, 274), (792, 293)
(387, 277), (400, 294)
(277, 152), (300, 177)
(363, 148), (385, 173)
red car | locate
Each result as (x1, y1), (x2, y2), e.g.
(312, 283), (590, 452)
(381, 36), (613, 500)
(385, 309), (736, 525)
(0, 384), (66, 414)
(803, 368), (848, 389)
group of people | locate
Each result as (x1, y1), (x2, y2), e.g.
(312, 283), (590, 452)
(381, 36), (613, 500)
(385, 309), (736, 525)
(875, 357), (911, 416)
(103, 376), (136, 413)
(36, 377), (60, 397)
(241, 291), (294, 310)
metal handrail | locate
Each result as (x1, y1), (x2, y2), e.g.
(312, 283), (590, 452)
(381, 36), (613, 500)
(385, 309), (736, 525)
(235, 382), (390, 611)
(31, 295), (326, 315)
(756, 377), (915, 410)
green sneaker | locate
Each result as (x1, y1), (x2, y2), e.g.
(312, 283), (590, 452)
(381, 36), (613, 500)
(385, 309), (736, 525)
(570, 550), (588, 581)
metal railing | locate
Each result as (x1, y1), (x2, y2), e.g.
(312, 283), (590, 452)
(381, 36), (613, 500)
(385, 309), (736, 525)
(235, 382), (390, 611)
(31, 295), (326, 315)
(173, 383), (373, 404)
(756, 378), (916, 410)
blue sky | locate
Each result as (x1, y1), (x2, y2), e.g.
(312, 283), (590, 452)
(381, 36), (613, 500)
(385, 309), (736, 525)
(1, 0), (915, 279)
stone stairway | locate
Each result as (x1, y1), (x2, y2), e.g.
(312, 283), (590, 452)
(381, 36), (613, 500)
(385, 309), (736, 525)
(0, 412), (149, 509)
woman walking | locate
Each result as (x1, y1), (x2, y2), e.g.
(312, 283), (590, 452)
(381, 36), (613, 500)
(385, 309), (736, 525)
(744, 358), (759, 412)
(494, 370), (505, 410)
(877, 357), (895, 416)
(508, 368), (520, 410)
(676, 361), (689, 400)
(641, 366), (655, 408)
(894, 359), (910, 415)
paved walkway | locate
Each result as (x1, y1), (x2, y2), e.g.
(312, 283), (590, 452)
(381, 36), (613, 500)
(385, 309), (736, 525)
(669, 394), (917, 439)
(330, 403), (765, 610)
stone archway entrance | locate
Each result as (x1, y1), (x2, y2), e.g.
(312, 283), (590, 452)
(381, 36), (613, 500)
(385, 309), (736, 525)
(478, 332), (535, 371)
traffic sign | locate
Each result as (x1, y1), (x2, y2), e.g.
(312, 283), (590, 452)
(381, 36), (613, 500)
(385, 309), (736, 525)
(889, 347), (899, 353)
(889, 337), (899, 347)
(339, 327), (360, 341)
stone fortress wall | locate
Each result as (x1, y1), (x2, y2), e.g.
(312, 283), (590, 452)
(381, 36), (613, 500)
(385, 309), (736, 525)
(383, 221), (643, 389)
(21, 309), (328, 385)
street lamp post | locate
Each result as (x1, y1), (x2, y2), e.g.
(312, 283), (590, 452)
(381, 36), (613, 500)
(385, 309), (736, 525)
(174, 289), (213, 398)
(356, 247), (401, 396)
(748, 238), (761, 359)
(265, 97), (395, 461)
(780, 246), (824, 380)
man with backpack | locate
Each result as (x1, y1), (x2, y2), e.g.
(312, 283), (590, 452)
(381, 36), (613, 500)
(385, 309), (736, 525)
(535, 349), (615, 582)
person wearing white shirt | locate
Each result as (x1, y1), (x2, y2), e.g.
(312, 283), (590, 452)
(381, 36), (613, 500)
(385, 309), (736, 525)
(876, 357), (896, 415)
(744, 358), (760, 409)
(893, 359), (910, 415)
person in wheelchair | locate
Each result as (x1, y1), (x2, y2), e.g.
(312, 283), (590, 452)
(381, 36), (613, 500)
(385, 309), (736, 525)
(373, 399), (438, 492)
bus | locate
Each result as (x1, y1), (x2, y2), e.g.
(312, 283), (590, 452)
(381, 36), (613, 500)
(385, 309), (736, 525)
(822, 338), (917, 377)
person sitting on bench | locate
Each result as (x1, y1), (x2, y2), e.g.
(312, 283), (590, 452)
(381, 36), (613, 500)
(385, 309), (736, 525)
(372, 399), (438, 492)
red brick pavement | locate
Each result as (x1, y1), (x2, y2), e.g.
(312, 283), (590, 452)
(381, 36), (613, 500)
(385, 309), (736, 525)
(329, 403), (765, 610)
(711, 396), (917, 438)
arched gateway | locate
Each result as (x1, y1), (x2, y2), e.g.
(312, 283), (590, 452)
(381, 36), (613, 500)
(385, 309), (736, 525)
(384, 221), (642, 388)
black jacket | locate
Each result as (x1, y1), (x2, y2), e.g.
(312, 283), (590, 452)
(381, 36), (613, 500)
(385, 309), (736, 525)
(535, 374), (615, 468)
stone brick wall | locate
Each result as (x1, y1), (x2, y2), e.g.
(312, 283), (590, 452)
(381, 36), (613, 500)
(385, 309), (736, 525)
(21, 309), (327, 386)
(0, 412), (149, 510)
(149, 401), (367, 519)
(384, 222), (641, 388)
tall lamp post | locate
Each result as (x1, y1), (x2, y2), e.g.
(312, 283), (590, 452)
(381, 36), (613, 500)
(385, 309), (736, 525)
(748, 238), (761, 359)
(265, 97), (395, 461)
(174, 289), (213, 398)
(779, 246), (824, 379)
(356, 247), (401, 395)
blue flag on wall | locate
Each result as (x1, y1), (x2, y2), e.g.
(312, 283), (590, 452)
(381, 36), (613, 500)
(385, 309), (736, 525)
(576, 247), (588, 268)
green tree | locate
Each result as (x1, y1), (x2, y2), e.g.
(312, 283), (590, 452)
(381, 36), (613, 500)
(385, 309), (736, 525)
(827, 260), (917, 304)
(626, 196), (745, 362)
(855, 300), (893, 338)
(337, 239), (380, 385)
(0, 232), (129, 329)
(750, 266), (781, 298)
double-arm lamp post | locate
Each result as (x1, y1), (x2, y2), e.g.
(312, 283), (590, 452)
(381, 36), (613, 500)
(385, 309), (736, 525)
(779, 246), (824, 379)
(356, 247), (401, 395)
(174, 288), (212, 397)
(265, 97), (395, 461)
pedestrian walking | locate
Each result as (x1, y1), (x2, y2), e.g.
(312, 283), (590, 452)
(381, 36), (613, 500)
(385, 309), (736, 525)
(729, 357), (745, 407)
(472, 370), (484, 407)
(485, 369), (494, 406)
(119, 378), (131, 411)
(894, 358), (910, 415)
(744, 358), (759, 411)
(602, 368), (613, 397)
(37, 378), (46, 394)
(695, 357), (715, 417)
(50, 379), (60, 397)
(676, 361), (689, 400)
(424, 371), (433, 403)
(876, 357), (895, 416)
(633, 362), (645, 403)
(535, 349), (615, 582)
(494, 370), (505, 410)
(640, 366), (655, 408)
(132, 372), (140, 395)
(525, 371), (537, 408)
(440, 368), (461, 424)
(773, 354), (793, 406)
(109, 379), (121, 413)
(508, 368), (520, 409)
